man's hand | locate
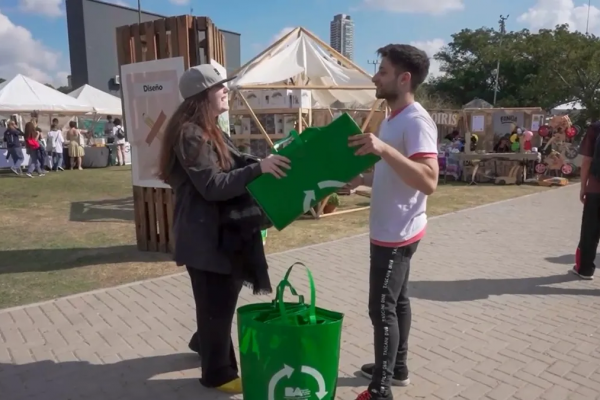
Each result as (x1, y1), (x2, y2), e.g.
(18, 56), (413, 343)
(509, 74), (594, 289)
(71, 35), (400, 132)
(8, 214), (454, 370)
(348, 133), (388, 156)
(580, 188), (586, 204)
(344, 174), (364, 191)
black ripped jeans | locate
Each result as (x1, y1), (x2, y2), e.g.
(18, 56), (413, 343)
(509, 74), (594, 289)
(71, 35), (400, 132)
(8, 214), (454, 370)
(368, 241), (419, 394)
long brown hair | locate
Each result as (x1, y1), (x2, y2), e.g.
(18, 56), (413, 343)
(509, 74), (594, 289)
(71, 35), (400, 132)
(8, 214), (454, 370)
(24, 122), (37, 140)
(157, 90), (231, 183)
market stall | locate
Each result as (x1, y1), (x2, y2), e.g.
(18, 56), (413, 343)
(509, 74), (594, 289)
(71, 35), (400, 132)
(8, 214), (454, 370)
(69, 85), (124, 138)
(63, 142), (131, 169)
(438, 107), (547, 184)
(0, 76), (132, 170)
(0, 75), (95, 169)
(0, 75), (94, 115)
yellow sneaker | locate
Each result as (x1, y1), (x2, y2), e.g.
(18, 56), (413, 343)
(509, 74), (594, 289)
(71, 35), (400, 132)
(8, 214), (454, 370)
(216, 377), (242, 394)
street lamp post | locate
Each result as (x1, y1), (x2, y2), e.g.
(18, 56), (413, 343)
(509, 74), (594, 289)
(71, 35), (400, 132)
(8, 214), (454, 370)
(137, 0), (141, 24)
(493, 14), (509, 106)
(367, 60), (379, 75)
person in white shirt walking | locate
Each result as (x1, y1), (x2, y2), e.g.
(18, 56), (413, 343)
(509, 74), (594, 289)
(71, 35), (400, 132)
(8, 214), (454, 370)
(112, 118), (126, 166)
(347, 44), (439, 400)
(47, 124), (64, 171)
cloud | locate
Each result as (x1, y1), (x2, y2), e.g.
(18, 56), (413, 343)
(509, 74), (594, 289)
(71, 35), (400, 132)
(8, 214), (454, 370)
(169, 0), (190, 4)
(272, 27), (296, 43)
(518, 0), (600, 33)
(18, 0), (62, 17)
(0, 10), (66, 86)
(362, 0), (464, 15)
(410, 38), (445, 78)
(18, 0), (138, 16)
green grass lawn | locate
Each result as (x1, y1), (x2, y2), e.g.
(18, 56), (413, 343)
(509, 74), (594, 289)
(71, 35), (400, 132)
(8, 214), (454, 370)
(0, 166), (552, 308)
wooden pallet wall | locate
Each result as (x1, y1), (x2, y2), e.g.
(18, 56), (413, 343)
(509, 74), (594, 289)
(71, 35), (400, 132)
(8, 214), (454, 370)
(116, 15), (226, 253)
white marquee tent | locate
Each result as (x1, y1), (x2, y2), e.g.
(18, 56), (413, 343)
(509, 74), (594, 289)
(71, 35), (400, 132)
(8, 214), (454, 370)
(551, 100), (584, 115)
(0, 74), (94, 114)
(68, 84), (123, 116)
(230, 27), (376, 109)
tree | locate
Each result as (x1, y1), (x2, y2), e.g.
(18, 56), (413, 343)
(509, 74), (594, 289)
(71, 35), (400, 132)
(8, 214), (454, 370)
(0, 78), (5, 84)
(415, 83), (457, 109)
(429, 28), (501, 107)
(520, 25), (600, 120)
(428, 25), (600, 112)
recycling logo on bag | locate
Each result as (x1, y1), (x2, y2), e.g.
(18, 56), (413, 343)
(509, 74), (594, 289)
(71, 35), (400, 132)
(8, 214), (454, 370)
(302, 180), (346, 213)
(271, 364), (328, 400)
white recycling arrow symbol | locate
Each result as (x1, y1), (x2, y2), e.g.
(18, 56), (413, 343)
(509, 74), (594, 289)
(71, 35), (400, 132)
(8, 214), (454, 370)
(302, 180), (346, 213)
(268, 364), (294, 400)
(301, 365), (328, 399)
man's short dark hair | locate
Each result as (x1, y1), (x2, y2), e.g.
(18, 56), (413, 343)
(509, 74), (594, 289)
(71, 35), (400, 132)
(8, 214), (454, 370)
(377, 44), (430, 90)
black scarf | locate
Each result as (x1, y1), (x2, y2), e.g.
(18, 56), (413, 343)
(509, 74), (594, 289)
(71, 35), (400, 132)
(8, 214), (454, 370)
(218, 142), (273, 295)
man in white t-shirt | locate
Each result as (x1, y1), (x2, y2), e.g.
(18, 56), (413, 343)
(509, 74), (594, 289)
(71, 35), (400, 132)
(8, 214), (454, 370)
(347, 44), (439, 400)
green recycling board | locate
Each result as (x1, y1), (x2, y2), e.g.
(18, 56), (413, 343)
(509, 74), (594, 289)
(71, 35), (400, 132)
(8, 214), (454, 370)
(247, 113), (380, 230)
(237, 263), (344, 400)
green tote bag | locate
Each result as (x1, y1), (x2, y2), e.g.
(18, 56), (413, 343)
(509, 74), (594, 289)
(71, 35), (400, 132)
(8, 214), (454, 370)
(246, 113), (380, 230)
(237, 263), (344, 400)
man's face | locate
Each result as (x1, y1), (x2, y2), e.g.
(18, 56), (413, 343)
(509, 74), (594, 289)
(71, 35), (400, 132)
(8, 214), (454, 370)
(371, 57), (411, 101)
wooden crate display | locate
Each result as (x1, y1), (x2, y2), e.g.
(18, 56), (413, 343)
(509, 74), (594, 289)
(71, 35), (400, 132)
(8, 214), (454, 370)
(116, 16), (226, 253)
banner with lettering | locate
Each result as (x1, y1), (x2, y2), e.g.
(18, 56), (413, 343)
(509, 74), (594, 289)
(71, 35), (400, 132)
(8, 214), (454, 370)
(429, 111), (459, 126)
(120, 57), (185, 188)
(492, 111), (524, 136)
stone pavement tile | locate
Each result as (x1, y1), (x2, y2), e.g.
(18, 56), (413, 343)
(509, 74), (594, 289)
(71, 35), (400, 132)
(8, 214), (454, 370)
(2, 185), (600, 400)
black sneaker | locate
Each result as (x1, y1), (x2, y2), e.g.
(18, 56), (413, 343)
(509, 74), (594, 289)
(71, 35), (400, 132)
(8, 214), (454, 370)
(570, 267), (594, 280)
(361, 363), (410, 386)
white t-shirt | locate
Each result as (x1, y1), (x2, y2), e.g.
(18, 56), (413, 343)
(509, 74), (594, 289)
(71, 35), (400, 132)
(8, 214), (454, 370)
(112, 125), (126, 144)
(370, 102), (438, 246)
(47, 130), (64, 153)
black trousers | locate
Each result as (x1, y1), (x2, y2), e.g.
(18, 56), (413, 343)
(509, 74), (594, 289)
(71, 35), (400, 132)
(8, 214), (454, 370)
(576, 193), (600, 277)
(368, 241), (419, 394)
(187, 267), (243, 387)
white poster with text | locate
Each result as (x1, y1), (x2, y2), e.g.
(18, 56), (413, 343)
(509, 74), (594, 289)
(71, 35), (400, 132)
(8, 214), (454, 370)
(121, 57), (185, 188)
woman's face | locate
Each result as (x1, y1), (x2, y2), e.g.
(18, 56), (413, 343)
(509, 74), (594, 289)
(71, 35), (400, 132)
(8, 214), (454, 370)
(208, 84), (229, 116)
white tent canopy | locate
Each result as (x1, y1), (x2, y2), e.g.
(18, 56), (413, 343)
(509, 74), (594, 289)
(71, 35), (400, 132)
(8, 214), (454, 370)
(68, 84), (123, 116)
(553, 100), (584, 111)
(0, 74), (94, 114)
(231, 27), (376, 109)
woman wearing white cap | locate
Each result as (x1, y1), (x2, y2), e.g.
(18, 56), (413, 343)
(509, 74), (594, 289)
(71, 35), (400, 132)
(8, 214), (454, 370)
(157, 64), (290, 394)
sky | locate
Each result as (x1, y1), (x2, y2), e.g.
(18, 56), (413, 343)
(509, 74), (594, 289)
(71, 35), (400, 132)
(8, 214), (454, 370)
(0, 0), (599, 87)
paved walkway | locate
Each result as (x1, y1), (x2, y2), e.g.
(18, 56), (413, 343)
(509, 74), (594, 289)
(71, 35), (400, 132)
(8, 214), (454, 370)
(2, 185), (600, 400)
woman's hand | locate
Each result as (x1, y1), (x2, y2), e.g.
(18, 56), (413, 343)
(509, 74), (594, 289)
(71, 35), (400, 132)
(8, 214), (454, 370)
(259, 154), (291, 179)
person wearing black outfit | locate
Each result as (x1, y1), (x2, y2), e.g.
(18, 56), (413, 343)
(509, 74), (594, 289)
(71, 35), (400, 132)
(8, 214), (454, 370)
(156, 64), (290, 394)
(574, 121), (600, 280)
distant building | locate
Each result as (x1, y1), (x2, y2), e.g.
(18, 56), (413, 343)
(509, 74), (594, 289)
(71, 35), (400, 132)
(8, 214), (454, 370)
(65, 0), (241, 95)
(329, 14), (354, 60)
